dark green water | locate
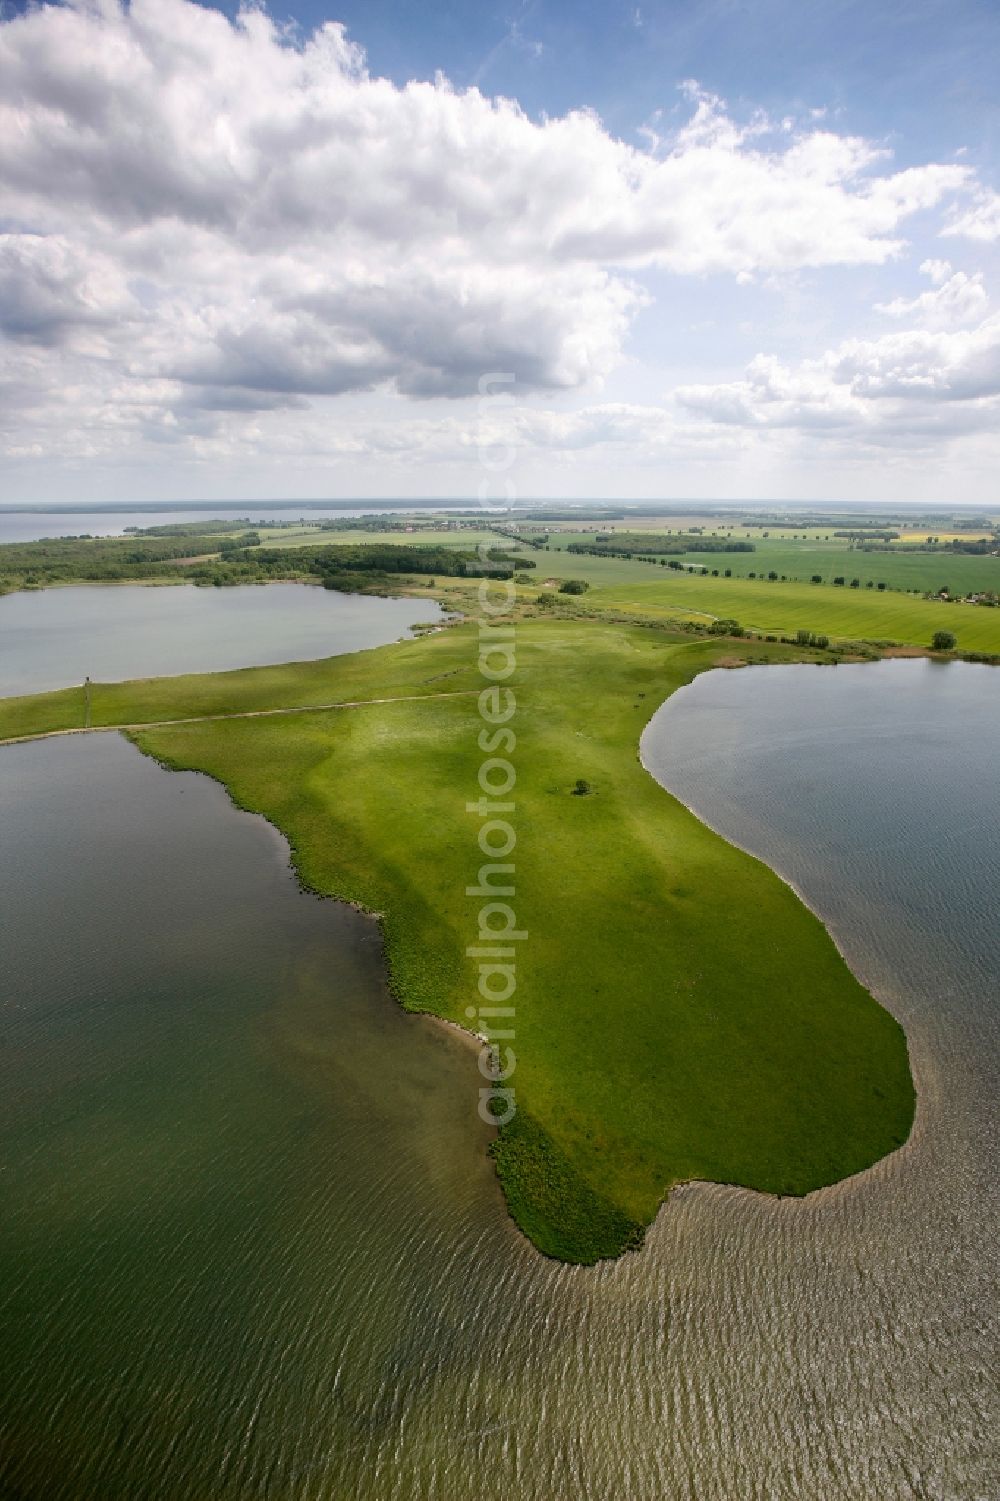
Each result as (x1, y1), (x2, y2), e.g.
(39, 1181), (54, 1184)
(0, 733), (508, 1499)
(0, 585), (443, 697)
(1, 659), (997, 1498)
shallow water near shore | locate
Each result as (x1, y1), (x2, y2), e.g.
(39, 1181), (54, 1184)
(0, 583), (443, 697)
(0, 657), (997, 1498)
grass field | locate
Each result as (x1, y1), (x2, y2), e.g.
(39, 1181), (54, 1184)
(473, 548), (1000, 652)
(255, 525), (507, 550)
(0, 620), (915, 1263)
(540, 517), (997, 545)
(676, 544), (1000, 595)
(544, 527), (1000, 596)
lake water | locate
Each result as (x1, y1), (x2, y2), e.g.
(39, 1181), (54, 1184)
(0, 506), (477, 544)
(0, 585), (444, 696)
(0, 658), (996, 1498)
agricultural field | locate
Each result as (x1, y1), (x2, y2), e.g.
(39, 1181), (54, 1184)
(458, 547), (1000, 653)
(663, 543), (998, 596)
(254, 523), (501, 549)
(543, 522), (842, 544)
(542, 527), (1000, 594)
(896, 527), (997, 544)
(0, 620), (915, 1264)
(587, 573), (1000, 652)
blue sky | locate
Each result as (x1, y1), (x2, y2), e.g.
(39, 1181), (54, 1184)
(185, 0), (999, 182)
(1, 0), (998, 502)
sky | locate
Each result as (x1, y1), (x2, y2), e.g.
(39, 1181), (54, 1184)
(1, 0), (999, 505)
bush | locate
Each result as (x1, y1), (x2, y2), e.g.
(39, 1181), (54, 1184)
(558, 579), (590, 595)
(932, 630), (957, 651)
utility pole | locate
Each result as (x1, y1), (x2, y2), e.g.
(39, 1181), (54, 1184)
(83, 676), (91, 729)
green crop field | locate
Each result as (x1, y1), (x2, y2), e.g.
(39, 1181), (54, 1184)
(543, 527), (1000, 596)
(490, 548), (1000, 652)
(678, 544), (1000, 595)
(256, 525), (505, 550)
(584, 574), (1000, 650)
(0, 619), (915, 1263)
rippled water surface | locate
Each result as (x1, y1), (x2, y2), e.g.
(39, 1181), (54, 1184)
(1, 658), (996, 1498)
(0, 584), (442, 696)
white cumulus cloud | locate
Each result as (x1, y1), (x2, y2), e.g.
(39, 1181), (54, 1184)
(875, 260), (988, 329)
(0, 0), (979, 473)
(674, 286), (1000, 449)
(944, 191), (1000, 243)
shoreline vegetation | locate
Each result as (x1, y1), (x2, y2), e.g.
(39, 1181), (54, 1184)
(5, 508), (994, 1261)
(0, 617), (919, 1264)
(3, 512), (1000, 659)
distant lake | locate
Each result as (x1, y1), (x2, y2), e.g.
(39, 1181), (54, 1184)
(0, 583), (444, 696)
(0, 506), (478, 544)
(0, 658), (996, 1498)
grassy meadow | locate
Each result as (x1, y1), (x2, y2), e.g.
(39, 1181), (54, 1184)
(0, 619), (916, 1262)
(478, 548), (1000, 652)
(255, 525), (504, 550)
(545, 527), (1000, 596)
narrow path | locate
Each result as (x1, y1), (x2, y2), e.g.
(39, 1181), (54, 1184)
(0, 688), (479, 748)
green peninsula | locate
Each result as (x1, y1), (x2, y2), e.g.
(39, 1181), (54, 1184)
(0, 619), (915, 1262)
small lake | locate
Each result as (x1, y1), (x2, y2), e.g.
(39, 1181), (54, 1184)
(0, 657), (996, 1498)
(0, 584), (444, 697)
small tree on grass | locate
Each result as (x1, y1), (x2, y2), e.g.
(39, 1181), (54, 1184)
(559, 579), (590, 595)
(572, 778), (592, 796)
(932, 629), (957, 651)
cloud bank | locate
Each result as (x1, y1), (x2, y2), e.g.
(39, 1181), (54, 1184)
(0, 0), (980, 471)
(674, 259), (1000, 450)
